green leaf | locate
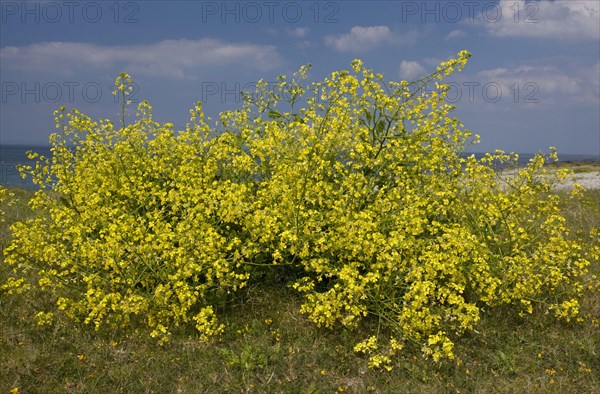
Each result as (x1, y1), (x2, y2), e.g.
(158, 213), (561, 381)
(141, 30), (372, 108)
(59, 196), (71, 208)
(267, 110), (282, 120)
(376, 119), (386, 134)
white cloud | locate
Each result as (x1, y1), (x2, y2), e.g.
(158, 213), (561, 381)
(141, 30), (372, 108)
(455, 62), (600, 108)
(398, 60), (427, 80)
(478, 66), (576, 95)
(423, 57), (445, 67)
(480, 0), (599, 40)
(286, 27), (309, 38)
(0, 39), (284, 78)
(296, 40), (311, 49)
(445, 29), (466, 41)
(325, 25), (418, 52)
(591, 61), (600, 97)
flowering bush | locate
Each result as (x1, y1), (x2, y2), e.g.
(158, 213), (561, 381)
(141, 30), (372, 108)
(2, 52), (598, 366)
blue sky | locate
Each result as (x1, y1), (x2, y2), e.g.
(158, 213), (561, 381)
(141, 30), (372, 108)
(1, 0), (599, 155)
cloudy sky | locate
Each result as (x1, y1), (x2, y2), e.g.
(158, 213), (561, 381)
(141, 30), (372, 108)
(1, 0), (599, 155)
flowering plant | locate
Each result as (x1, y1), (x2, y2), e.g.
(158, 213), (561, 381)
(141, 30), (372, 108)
(2, 51), (597, 367)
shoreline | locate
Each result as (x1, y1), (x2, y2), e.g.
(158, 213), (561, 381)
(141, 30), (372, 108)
(500, 163), (600, 191)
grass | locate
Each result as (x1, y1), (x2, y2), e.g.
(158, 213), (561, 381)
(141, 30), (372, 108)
(1, 188), (599, 393)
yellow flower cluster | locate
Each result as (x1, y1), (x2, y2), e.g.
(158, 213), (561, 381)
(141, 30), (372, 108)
(2, 51), (597, 368)
(0, 186), (15, 224)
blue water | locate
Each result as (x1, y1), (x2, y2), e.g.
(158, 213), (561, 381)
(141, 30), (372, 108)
(1, 144), (599, 190)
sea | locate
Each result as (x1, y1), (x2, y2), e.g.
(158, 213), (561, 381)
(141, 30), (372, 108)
(1, 144), (599, 190)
